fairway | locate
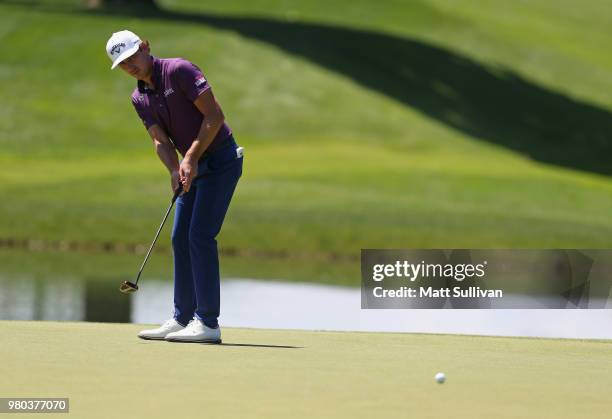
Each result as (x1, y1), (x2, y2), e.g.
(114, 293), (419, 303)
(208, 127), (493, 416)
(0, 321), (610, 418)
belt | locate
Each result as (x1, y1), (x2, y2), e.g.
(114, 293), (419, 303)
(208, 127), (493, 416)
(200, 134), (236, 160)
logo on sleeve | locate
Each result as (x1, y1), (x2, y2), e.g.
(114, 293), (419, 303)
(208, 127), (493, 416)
(164, 88), (175, 97)
(195, 77), (207, 87)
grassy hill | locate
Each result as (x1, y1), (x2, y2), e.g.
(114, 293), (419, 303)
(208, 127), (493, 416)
(1, 0), (611, 260)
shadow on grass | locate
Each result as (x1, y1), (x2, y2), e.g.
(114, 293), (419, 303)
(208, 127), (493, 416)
(219, 343), (302, 349)
(162, 340), (303, 349)
(3, 1), (611, 175)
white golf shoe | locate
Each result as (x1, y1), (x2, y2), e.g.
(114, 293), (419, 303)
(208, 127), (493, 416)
(138, 318), (185, 340)
(165, 317), (222, 344)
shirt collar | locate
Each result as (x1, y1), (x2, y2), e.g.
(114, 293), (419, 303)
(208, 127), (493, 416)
(137, 56), (161, 94)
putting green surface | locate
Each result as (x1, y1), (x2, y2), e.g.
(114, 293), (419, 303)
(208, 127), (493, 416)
(0, 321), (610, 418)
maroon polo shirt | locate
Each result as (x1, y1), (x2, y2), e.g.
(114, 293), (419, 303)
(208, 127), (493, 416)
(131, 56), (232, 157)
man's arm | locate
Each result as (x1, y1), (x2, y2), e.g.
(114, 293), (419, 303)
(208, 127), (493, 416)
(147, 124), (181, 192)
(179, 89), (225, 192)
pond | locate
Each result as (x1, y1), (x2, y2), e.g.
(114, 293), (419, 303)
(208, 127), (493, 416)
(1, 274), (611, 340)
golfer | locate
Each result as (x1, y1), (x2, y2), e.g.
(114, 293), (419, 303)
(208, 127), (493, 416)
(106, 30), (243, 343)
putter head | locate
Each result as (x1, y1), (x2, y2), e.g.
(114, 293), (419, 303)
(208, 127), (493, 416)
(119, 281), (139, 294)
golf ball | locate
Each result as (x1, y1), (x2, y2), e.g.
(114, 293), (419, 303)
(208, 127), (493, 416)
(435, 372), (446, 384)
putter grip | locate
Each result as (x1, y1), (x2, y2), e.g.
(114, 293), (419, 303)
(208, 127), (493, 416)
(172, 183), (183, 203)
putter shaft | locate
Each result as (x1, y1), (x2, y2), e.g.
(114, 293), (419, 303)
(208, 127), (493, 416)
(134, 184), (183, 287)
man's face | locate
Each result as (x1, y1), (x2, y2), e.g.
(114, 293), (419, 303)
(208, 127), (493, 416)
(118, 44), (152, 80)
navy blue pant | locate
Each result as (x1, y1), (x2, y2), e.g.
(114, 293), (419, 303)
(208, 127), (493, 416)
(171, 137), (243, 328)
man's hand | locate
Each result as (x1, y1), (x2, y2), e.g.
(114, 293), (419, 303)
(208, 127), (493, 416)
(179, 157), (198, 192)
(171, 169), (182, 194)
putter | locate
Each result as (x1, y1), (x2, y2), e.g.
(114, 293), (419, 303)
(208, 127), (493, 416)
(119, 183), (183, 294)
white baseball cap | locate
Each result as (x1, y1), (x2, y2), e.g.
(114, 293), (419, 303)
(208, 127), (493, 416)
(106, 30), (142, 69)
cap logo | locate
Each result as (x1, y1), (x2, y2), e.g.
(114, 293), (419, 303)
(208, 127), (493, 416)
(110, 42), (126, 56)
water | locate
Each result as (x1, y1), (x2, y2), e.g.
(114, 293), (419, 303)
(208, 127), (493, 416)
(1, 275), (611, 340)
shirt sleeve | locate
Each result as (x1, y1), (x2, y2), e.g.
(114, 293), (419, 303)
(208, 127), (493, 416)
(131, 95), (157, 130)
(173, 59), (211, 102)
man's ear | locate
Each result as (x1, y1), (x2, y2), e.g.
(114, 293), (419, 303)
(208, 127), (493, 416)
(141, 40), (151, 53)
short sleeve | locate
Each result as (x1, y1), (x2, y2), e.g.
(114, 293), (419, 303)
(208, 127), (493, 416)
(131, 95), (157, 130)
(173, 59), (211, 102)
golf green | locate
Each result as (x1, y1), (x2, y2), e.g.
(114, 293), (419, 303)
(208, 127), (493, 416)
(1, 321), (610, 418)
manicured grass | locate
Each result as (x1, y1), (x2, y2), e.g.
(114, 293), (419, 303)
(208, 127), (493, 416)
(0, 320), (610, 418)
(0, 0), (611, 263)
(2, 143), (611, 252)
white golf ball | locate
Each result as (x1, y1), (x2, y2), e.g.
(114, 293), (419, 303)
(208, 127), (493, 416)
(435, 372), (446, 383)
